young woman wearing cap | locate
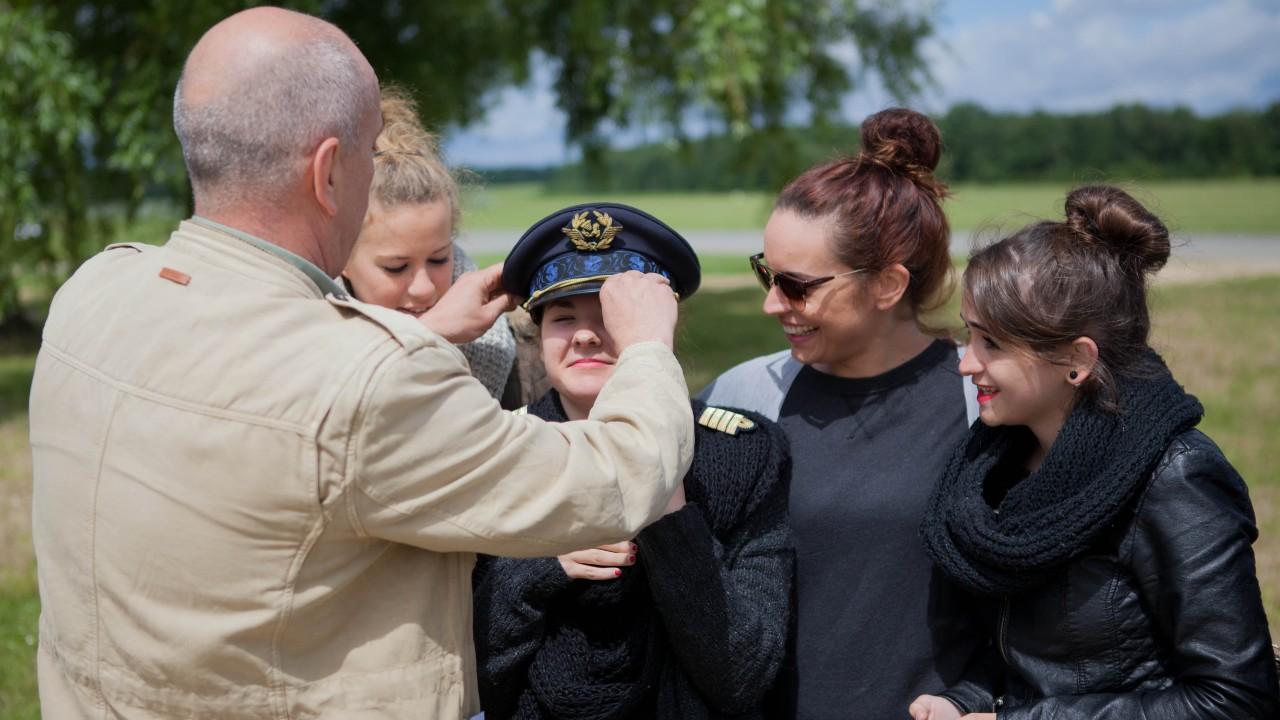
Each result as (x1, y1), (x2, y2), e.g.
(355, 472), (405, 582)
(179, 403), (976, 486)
(699, 108), (992, 718)
(908, 186), (1278, 719)
(472, 203), (793, 720)
(340, 86), (522, 405)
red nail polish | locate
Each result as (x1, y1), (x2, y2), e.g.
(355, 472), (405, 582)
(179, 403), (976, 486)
(613, 569), (622, 577)
(628, 555), (636, 564)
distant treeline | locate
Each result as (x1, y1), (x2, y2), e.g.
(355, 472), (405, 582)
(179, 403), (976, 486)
(469, 102), (1280, 191)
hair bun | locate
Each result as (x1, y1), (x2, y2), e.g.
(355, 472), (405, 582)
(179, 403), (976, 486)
(376, 86), (440, 156)
(858, 107), (944, 196)
(1064, 186), (1170, 276)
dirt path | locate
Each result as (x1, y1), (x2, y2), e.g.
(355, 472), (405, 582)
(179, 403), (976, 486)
(459, 230), (1280, 284)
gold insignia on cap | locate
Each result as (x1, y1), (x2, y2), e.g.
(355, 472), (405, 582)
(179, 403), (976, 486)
(562, 210), (623, 251)
(697, 406), (757, 435)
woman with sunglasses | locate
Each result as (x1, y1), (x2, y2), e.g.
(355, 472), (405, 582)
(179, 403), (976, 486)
(910, 186), (1278, 719)
(700, 108), (992, 719)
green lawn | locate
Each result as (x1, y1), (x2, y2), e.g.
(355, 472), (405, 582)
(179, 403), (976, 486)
(0, 569), (37, 720)
(461, 178), (1280, 235)
(1, 274), (1278, 715)
(0, 348), (37, 719)
(945, 178), (1280, 236)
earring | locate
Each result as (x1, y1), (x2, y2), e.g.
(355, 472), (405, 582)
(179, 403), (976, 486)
(1069, 370), (1079, 381)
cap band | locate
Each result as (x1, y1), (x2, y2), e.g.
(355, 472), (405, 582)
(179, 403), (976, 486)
(528, 249), (670, 300)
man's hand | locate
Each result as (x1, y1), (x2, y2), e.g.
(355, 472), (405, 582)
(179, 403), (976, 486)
(558, 541), (637, 581)
(419, 264), (514, 343)
(598, 271), (678, 351)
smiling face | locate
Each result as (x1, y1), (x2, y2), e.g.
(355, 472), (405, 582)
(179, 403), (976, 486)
(760, 209), (878, 376)
(959, 295), (1078, 447)
(539, 294), (619, 420)
(343, 199), (454, 317)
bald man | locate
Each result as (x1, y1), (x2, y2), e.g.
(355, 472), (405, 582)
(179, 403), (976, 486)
(29, 7), (693, 718)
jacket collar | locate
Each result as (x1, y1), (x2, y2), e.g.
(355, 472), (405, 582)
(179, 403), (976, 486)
(183, 216), (350, 300)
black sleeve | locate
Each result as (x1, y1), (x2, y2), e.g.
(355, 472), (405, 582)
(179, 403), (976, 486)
(1002, 438), (1280, 720)
(636, 469), (793, 715)
(473, 555), (573, 717)
(938, 640), (1001, 715)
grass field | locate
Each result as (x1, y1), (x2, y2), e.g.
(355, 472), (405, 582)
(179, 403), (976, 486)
(93, 178), (1280, 246)
(1, 275), (1277, 715)
(460, 178), (1280, 235)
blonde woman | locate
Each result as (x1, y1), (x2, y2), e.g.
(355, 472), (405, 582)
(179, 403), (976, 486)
(341, 87), (520, 404)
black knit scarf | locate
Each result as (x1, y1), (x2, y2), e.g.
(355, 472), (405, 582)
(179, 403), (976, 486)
(921, 350), (1203, 596)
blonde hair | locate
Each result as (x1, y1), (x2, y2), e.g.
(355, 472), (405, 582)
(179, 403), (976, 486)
(369, 86), (460, 232)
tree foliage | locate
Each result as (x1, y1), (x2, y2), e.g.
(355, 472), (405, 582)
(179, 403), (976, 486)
(938, 102), (1280, 182)
(1, 0), (936, 324)
(0, 6), (102, 326)
(540, 101), (1280, 192)
(507, 0), (935, 182)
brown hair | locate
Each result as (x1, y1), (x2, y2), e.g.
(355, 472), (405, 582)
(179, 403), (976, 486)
(775, 107), (953, 321)
(963, 185), (1171, 409)
(368, 86), (460, 232)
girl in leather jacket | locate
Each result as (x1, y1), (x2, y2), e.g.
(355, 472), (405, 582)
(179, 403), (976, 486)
(910, 186), (1279, 720)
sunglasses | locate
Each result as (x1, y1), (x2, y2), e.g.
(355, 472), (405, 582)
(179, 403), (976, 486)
(749, 253), (865, 305)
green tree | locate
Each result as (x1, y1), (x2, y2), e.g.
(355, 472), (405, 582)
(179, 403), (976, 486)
(511, 0), (936, 185)
(1, 0), (938, 327)
(0, 6), (102, 329)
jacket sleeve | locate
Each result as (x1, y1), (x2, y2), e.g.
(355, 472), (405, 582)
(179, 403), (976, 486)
(634, 448), (793, 715)
(938, 640), (1001, 715)
(473, 556), (573, 718)
(343, 340), (695, 556)
(1002, 435), (1280, 720)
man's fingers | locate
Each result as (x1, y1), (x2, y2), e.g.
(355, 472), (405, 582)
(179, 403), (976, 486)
(480, 290), (515, 315)
(478, 263), (505, 291)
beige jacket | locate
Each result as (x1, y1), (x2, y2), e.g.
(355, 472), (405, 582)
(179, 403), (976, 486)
(29, 220), (694, 719)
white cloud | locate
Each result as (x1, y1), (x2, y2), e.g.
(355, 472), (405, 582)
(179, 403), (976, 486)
(922, 0), (1280, 114)
(446, 0), (1280, 166)
(442, 56), (574, 168)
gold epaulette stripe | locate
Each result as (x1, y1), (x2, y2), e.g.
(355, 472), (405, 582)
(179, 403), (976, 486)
(697, 406), (757, 436)
(513, 406), (529, 416)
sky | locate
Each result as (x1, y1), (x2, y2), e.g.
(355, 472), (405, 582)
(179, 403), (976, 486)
(443, 0), (1280, 168)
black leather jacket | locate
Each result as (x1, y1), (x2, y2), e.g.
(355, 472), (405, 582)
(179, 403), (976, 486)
(944, 430), (1279, 719)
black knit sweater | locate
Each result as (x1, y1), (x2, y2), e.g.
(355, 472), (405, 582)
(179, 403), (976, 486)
(473, 393), (793, 720)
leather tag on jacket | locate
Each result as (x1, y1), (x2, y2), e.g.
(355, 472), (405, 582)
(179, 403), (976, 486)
(159, 267), (191, 286)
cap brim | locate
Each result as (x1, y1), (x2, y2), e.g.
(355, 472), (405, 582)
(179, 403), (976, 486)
(522, 277), (607, 311)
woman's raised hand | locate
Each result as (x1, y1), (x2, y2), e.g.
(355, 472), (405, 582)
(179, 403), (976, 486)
(558, 540), (637, 581)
